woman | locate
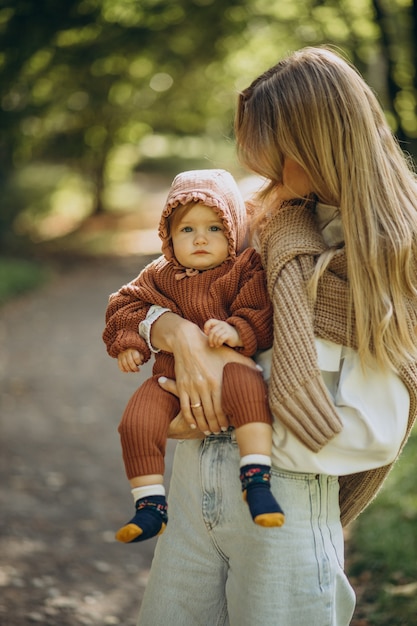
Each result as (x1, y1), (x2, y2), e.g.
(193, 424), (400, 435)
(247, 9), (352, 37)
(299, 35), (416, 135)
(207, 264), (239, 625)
(136, 47), (417, 625)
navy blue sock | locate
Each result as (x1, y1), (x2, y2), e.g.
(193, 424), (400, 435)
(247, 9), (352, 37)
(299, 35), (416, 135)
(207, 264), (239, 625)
(240, 464), (285, 527)
(115, 495), (168, 543)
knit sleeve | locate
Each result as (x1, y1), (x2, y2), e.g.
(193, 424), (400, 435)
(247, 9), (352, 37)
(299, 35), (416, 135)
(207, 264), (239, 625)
(268, 256), (343, 451)
(102, 257), (177, 360)
(102, 283), (152, 361)
(226, 249), (273, 356)
(260, 199), (344, 451)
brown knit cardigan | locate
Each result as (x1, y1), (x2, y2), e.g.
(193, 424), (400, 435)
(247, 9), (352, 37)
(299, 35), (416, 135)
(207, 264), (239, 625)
(260, 198), (417, 527)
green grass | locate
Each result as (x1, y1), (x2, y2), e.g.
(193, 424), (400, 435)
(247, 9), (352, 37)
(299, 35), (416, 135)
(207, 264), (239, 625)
(347, 430), (417, 624)
(0, 257), (50, 305)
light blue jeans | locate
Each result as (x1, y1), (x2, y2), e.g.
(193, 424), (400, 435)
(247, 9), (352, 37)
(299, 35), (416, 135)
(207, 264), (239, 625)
(137, 432), (356, 626)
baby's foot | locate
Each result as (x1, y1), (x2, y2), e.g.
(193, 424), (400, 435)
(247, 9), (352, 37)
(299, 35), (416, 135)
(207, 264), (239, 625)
(115, 496), (168, 543)
(240, 464), (285, 527)
(243, 483), (285, 527)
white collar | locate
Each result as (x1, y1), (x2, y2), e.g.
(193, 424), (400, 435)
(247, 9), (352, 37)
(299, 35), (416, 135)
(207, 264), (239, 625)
(316, 202), (344, 247)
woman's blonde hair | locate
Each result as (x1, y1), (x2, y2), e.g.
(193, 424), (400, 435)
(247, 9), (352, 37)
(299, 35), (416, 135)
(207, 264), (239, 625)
(235, 46), (417, 369)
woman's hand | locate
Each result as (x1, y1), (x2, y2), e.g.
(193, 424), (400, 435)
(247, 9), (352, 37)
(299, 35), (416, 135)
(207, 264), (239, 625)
(163, 379), (205, 440)
(151, 313), (257, 435)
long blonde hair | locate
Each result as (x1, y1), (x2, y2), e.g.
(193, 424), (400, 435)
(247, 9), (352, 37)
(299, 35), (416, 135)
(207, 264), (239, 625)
(235, 46), (417, 369)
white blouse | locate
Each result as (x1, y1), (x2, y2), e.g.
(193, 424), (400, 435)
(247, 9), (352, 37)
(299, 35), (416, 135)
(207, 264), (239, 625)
(257, 339), (409, 476)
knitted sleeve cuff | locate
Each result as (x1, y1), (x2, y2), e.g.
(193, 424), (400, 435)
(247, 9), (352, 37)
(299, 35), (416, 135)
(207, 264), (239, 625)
(108, 329), (151, 362)
(226, 317), (258, 356)
(269, 372), (343, 452)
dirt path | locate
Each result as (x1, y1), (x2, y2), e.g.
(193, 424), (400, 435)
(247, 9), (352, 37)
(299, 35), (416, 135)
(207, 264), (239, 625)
(0, 255), (176, 626)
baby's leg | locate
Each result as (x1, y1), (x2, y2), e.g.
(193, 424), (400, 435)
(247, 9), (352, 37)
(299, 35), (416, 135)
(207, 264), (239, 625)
(116, 377), (178, 543)
(222, 363), (285, 527)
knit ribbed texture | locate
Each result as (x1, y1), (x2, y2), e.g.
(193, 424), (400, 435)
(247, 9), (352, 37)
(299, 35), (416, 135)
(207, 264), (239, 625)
(222, 363), (272, 427)
(260, 197), (417, 526)
(118, 376), (177, 478)
(118, 363), (272, 479)
(103, 248), (273, 360)
(261, 199), (343, 452)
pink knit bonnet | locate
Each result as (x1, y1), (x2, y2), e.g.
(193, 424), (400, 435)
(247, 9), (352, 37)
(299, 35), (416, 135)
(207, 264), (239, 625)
(158, 169), (248, 267)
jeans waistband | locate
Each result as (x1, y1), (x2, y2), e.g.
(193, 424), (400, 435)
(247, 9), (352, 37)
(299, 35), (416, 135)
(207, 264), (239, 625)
(203, 427), (236, 444)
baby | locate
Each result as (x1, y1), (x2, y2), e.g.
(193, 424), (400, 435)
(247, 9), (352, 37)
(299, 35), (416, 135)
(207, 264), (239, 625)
(103, 169), (284, 543)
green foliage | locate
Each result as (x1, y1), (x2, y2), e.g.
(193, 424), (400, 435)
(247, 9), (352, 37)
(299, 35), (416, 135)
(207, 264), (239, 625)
(0, 258), (49, 305)
(1, 0), (417, 253)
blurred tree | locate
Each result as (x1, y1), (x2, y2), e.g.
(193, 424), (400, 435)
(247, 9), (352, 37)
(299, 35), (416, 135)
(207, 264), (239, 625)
(0, 0), (416, 251)
(371, 0), (417, 148)
(1, 0), (251, 249)
(0, 0), (99, 248)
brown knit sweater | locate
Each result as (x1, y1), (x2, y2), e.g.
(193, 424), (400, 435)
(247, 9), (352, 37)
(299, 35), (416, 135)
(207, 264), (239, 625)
(103, 247), (273, 366)
(260, 198), (417, 526)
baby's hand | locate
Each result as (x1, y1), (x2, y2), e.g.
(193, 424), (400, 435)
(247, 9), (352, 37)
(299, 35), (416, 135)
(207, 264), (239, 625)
(204, 319), (242, 348)
(117, 348), (143, 373)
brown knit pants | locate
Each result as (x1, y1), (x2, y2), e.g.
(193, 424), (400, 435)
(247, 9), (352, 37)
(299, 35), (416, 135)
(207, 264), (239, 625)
(118, 362), (272, 479)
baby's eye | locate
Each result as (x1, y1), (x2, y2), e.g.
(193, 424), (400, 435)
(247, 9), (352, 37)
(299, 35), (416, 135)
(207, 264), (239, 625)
(209, 225), (223, 232)
(181, 226), (193, 233)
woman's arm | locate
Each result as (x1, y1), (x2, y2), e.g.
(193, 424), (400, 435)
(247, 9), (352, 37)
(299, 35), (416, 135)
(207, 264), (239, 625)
(150, 312), (257, 435)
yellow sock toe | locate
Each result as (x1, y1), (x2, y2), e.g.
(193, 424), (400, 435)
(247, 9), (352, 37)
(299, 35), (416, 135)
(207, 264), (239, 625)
(254, 512), (285, 528)
(115, 523), (143, 543)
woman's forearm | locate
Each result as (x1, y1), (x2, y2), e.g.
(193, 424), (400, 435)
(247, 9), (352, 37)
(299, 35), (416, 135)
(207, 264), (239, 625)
(150, 309), (256, 435)
(150, 312), (198, 353)
(150, 312), (225, 432)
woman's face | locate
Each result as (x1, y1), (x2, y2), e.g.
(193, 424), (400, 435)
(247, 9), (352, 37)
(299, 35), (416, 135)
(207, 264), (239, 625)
(275, 159), (313, 202)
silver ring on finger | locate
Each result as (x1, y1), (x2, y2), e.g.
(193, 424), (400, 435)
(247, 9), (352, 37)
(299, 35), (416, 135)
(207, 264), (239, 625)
(190, 402), (202, 409)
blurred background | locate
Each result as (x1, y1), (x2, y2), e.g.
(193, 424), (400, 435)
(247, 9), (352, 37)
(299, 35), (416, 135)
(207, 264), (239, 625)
(1, 1), (417, 625)
(2, 0), (417, 263)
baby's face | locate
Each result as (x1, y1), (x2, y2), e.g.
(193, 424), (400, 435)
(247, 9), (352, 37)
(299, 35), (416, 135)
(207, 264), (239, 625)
(171, 204), (229, 271)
